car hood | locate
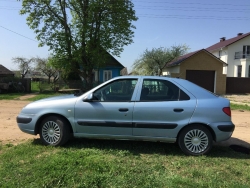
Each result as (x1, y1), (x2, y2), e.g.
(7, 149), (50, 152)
(34, 94), (78, 103)
(19, 94), (80, 115)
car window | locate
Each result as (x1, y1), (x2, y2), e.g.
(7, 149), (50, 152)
(93, 79), (138, 102)
(140, 79), (190, 101)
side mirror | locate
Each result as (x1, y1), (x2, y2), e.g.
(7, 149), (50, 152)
(83, 93), (94, 102)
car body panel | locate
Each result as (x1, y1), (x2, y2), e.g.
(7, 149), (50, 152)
(74, 100), (135, 136)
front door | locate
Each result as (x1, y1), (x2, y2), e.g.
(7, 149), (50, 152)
(74, 79), (138, 137)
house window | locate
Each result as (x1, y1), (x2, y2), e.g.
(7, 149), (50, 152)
(219, 50), (222, 58)
(93, 70), (98, 82)
(103, 70), (112, 82)
(237, 65), (242, 77)
(243, 46), (250, 59)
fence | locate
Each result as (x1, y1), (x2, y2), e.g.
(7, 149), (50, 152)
(34, 79), (102, 93)
(226, 77), (250, 94)
(0, 77), (31, 93)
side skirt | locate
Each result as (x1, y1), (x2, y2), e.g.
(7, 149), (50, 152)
(73, 133), (176, 143)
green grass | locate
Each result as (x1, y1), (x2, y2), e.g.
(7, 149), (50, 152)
(0, 92), (63, 101)
(31, 81), (40, 92)
(0, 93), (24, 100)
(231, 103), (250, 111)
(0, 139), (249, 187)
(26, 92), (64, 101)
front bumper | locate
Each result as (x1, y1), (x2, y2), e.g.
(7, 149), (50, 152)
(16, 115), (36, 135)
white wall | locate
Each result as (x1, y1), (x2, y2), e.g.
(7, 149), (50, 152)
(211, 35), (250, 77)
(227, 36), (250, 77)
(211, 48), (228, 74)
(162, 66), (180, 75)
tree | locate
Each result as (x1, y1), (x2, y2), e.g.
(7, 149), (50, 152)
(19, 0), (138, 89)
(132, 45), (189, 76)
(34, 57), (59, 84)
(12, 57), (34, 78)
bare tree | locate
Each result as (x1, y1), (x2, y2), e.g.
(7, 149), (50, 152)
(12, 57), (34, 78)
(34, 57), (59, 84)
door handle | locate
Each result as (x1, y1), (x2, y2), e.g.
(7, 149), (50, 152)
(119, 108), (129, 112)
(173, 108), (184, 112)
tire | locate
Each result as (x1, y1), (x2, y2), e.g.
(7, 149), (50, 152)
(39, 116), (70, 146)
(178, 125), (213, 156)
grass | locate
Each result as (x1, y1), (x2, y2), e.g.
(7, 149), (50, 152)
(0, 93), (24, 100)
(231, 103), (250, 111)
(26, 91), (64, 101)
(0, 92), (63, 101)
(0, 139), (249, 187)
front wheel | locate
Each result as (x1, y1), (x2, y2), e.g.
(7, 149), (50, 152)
(178, 125), (213, 156)
(39, 116), (70, 146)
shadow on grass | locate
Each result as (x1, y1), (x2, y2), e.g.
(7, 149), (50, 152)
(31, 137), (250, 159)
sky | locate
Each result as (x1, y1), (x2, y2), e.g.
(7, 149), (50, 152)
(1, 0), (250, 72)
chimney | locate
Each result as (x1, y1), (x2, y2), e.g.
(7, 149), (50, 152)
(220, 37), (226, 42)
(237, 33), (243, 36)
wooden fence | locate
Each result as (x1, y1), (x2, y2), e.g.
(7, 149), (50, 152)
(226, 77), (250, 94)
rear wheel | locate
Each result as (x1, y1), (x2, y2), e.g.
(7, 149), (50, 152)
(178, 125), (213, 156)
(39, 116), (70, 146)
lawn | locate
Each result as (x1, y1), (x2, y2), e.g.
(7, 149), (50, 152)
(0, 92), (63, 101)
(231, 103), (250, 111)
(0, 139), (249, 187)
(0, 93), (24, 100)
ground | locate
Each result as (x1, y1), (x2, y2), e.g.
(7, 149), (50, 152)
(0, 95), (249, 149)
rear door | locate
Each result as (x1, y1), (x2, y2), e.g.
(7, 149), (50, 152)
(132, 78), (196, 138)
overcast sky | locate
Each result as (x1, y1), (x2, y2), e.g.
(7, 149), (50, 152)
(1, 0), (250, 72)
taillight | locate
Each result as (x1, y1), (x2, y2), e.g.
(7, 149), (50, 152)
(223, 107), (231, 117)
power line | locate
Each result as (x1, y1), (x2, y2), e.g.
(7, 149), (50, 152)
(0, 25), (38, 42)
(1, 6), (250, 12)
(137, 14), (250, 20)
(134, 0), (250, 7)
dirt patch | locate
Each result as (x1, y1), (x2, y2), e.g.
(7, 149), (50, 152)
(0, 99), (249, 149)
(224, 94), (250, 105)
(0, 100), (39, 145)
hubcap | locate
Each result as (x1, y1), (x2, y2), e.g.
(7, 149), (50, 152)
(184, 129), (209, 153)
(42, 121), (61, 144)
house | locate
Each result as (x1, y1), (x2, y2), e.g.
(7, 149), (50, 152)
(92, 52), (125, 82)
(0, 64), (14, 78)
(162, 49), (227, 94)
(206, 32), (250, 77)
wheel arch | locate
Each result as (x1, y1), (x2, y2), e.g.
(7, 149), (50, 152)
(34, 113), (73, 135)
(177, 123), (216, 142)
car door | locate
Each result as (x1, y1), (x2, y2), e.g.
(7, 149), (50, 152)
(132, 78), (196, 139)
(74, 78), (138, 137)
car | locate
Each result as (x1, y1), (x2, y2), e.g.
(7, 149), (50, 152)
(16, 76), (235, 156)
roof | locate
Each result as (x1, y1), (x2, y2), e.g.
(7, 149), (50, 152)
(164, 49), (227, 68)
(97, 50), (124, 68)
(105, 52), (125, 68)
(0, 64), (14, 75)
(206, 32), (250, 52)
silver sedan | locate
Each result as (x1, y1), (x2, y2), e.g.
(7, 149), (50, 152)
(16, 76), (235, 156)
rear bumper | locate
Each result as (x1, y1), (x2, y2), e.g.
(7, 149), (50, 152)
(217, 124), (235, 132)
(209, 122), (235, 142)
